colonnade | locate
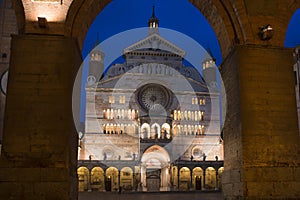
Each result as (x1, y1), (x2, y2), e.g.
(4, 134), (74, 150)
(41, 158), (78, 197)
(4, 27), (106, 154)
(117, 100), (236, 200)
(77, 164), (224, 192)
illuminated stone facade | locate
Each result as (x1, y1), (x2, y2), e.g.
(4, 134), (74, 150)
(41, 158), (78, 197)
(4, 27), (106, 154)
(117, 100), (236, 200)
(78, 12), (223, 192)
(0, 1), (300, 199)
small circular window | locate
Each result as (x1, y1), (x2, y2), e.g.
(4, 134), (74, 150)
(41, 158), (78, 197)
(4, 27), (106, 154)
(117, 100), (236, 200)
(192, 146), (202, 158)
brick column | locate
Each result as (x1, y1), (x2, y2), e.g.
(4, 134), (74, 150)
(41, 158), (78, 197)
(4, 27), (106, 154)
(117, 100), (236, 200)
(0, 34), (82, 199)
(221, 45), (300, 199)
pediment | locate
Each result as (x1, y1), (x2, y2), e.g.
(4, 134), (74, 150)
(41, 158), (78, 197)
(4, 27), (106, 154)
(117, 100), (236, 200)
(123, 33), (186, 57)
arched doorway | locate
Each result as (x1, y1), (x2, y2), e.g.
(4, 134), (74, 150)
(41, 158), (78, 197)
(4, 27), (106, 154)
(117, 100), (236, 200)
(205, 167), (216, 190)
(105, 167), (119, 192)
(120, 167), (133, 191)
(77, 167), (89, 192)
(179, 167), (191, 191)
(141, 145), (171, 192)
(192, 167), (204, 190)
(91, 167), (105, 191)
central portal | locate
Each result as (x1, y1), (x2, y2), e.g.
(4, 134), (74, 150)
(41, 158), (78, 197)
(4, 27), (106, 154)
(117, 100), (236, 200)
(146, 169), (161, 192)
(141, 145), (171, 192)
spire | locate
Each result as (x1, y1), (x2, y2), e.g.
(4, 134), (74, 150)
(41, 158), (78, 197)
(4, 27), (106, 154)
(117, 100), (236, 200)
(148, 5), (159, 35)
(151, 5), (156, 18)
(93, 32), (100, 49)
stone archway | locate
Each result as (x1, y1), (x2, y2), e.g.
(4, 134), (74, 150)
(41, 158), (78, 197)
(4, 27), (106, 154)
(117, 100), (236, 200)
(0, 1), (300, 199)
(140, 145), (171, 192)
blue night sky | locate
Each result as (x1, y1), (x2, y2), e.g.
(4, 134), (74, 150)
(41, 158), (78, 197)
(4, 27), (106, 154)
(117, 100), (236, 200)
(78, 0), (300, 123)
(82, 0), (222, 65)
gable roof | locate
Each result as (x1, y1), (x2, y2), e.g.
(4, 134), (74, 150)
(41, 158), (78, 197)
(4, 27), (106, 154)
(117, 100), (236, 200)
(123, 33), (186, 57)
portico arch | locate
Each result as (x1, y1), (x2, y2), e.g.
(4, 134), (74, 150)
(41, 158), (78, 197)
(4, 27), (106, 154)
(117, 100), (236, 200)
(140, 145), (171, 192)
(77, 167), (89, 192)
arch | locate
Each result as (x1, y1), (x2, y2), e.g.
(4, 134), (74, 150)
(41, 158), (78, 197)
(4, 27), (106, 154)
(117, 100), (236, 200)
(218, 167), (224, 190)
(77, 166), (89, 192)
(174, 110), (177, 120)
(205, 167), (216, 190)
(91, 167), (104, 191)
(161, 123), (171, 139)
(106, 167), (119, 192)
(285, 8), (300, 47)
(184, 111), (187, 120)
(141, 123), (150, 139)
(141, 145), (171, 192)
(192, 167), (204, 190)
(8, 0), (300, 59)
(179, 167), (191, 191)
(120, 167), (133, 191)
(141, 145), (170, 164)
(151, 123), (161, 139)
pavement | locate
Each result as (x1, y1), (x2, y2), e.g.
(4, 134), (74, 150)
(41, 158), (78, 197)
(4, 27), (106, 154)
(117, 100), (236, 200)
(79, 191), (223, 200)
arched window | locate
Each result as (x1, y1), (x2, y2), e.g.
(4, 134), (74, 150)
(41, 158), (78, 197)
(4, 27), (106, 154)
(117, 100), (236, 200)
(184, 111), (188, 120)
(131, 109), (136, 120)
(141, 123), (150, 139)
(107, 109), (110, 119)
(184, 125), (188, 135)
(162, 123), (171, 139)
(117, 109), (121, 119)
(188, 111), (191, 120)
(151, 123), (161, 139)
(103, 110), (106, 119)
(174, 110), (177, 120)
(188, 125), (191, 135)
(121, 109), (125, 119)
(127, 109), (131, 119)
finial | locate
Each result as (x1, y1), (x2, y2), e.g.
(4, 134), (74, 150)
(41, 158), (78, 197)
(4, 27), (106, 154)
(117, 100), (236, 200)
(93, 32), (100, 48)
(152, 5), (156, 17)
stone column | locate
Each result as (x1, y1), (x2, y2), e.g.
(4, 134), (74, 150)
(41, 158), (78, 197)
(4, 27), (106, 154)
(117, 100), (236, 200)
(103, 170), (106, 192)
(203, 170), (206, 190)
(118, 169), (121, 191)
(190, 169), (193, 191)
(0, 34), (81, 199)
(221, 45), (300, 199)
(88, 168), (92, 192)
(132, 170), (135, 191)
(170, 165), (174, 191)
(215, 170), (218, 190)
(177, 167), (180, 191)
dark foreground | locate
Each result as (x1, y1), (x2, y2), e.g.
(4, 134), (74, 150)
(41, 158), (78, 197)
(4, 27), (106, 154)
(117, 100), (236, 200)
(79, 191), (223, 200)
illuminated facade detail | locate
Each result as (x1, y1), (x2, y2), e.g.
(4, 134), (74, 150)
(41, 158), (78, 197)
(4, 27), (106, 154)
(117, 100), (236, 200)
(108, 96), (115, 104)
(79, 10), (223, 192)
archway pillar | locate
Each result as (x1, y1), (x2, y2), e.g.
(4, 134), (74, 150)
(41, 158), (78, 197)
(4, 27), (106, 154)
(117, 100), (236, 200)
(0, 34), (82, 199)
(221, 45), (300, 199)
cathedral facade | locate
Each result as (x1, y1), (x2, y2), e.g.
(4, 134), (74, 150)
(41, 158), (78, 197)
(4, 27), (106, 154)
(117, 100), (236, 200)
(78, 10), (224, 193)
